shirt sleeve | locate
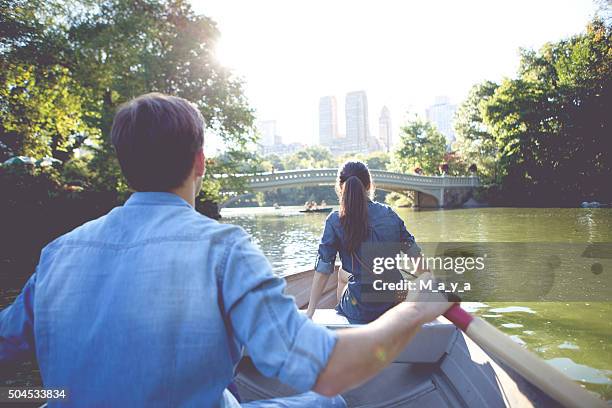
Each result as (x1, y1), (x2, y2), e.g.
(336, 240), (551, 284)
(396, 214), (422, 258)
(220, 229), (338, 392)
(314, 215), (339, 274)
(0, 272), (36, 363)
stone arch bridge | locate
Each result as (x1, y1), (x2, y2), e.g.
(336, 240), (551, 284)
(221, 168), (479, 208)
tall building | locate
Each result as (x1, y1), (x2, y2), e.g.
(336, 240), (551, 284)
(426, 96), (457, 146)
(345, 91), (370, 153)
(379, 106), (392, 152)
(257, 120), (278, 147)
(318, 96), (338, 146)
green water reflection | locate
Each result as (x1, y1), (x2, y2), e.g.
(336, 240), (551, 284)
(221, 206), (612, 399)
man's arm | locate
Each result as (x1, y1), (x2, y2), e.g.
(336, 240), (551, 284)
(220, 229), (450, 395)
(221, 229), (339, 392)
(0, 273), (36, 362)
(313, 297), (449, 396)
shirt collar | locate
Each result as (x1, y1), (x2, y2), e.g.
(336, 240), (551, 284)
(125, 192), (192, 208)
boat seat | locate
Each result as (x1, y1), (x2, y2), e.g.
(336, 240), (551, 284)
(305, 309), (456, 364)
(309, 308), (353, 327)
(237, 308), (558, 406)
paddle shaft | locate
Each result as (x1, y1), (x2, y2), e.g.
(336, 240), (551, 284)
(443, 304), (606, 408)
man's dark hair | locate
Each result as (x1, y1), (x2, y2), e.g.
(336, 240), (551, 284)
(111, 93), (205, 191)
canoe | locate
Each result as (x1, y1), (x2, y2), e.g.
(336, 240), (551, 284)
(234, 269), (561, 407)
(299, 207), (333, 213)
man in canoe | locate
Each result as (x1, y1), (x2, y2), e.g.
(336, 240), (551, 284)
(0, 93), (451, 407)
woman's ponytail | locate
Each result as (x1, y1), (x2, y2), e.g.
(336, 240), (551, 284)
(338, 162), (372, 253)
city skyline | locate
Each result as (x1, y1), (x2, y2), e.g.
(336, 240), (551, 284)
(317, 90), (389, 155)
(263, 92), (475, 155)
(194, 0), (597, 150)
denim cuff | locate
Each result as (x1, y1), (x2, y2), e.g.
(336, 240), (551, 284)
(314, 257), (334, 274)
(405, 241), (422, 258)
(277, 320), (338, 392)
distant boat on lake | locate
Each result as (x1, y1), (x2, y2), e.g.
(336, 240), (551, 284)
(299, 207), (332, 214)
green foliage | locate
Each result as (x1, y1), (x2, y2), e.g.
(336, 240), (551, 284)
(1, 0), (255, 198)
(338, 151), (391, 170)
(363, 151), (391, 170)
(481, 19), (612, 205)
(283, 145), (336, 170)
(204, 149), (262, 202)
(391, 115), (447, 175)
(66, 0), (255, 194)
(441, 151), (469, 176)
(453, 81), (499, 183)
(384, 191), (413, 207)
(0, 64), (100, 162)
(259, 153), (285, 172)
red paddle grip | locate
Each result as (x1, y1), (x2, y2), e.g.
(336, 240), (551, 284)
(443, 304), (474, 332)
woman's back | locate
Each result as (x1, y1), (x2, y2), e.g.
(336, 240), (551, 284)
(317, 201), (420, 322)
(308, 161), (421, 324)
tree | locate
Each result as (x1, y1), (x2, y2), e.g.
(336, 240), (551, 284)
(260, 153), (285, 172)
(1, 0), (258, 202)
(338, 151), (390, 170)
(453, 81), (499, 183)
(283, 146), (335, 170)
(0, 64), (100, 162)
(441, 151), (468, 176)
(363, 151), (391, 170)
(64, 0), (256, 198)
(391, 115), (446, 175)
(482, 19), (612, 205)
(0, 1), (99, 163)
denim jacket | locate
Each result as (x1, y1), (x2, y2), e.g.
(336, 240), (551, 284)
(314, 201), (420, 321)
(0, 192), (337, 407)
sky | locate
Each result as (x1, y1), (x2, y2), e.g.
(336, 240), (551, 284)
(190, 0), (598, 148)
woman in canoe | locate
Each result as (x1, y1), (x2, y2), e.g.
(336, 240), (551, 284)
(306, 160), (423, 323)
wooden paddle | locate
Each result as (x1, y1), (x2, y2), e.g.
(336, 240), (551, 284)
(443, 304), (607, 408)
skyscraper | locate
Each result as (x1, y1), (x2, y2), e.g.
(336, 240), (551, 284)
(345, 91), (369, 153)
(426, 96), (457, 146)
(318, 96), (338, 146)
(257, 120), (278, 147)
(379, 106), (392, 152)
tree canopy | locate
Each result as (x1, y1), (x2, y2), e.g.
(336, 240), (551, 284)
(0, 0), (255, 200)
(391, 114), (447, 175)
(453, 81), (499, 183)
(481, 19), (611, 205)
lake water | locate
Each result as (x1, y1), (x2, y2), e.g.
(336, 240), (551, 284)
(221, 206), (612, 400)
(2, 206), (610, 401)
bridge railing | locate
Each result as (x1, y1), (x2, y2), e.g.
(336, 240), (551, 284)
(238, 168), (478, 188)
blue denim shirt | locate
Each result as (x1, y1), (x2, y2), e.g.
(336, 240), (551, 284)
(0, 192), (337, 407)
(314, 201), (420, 321)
